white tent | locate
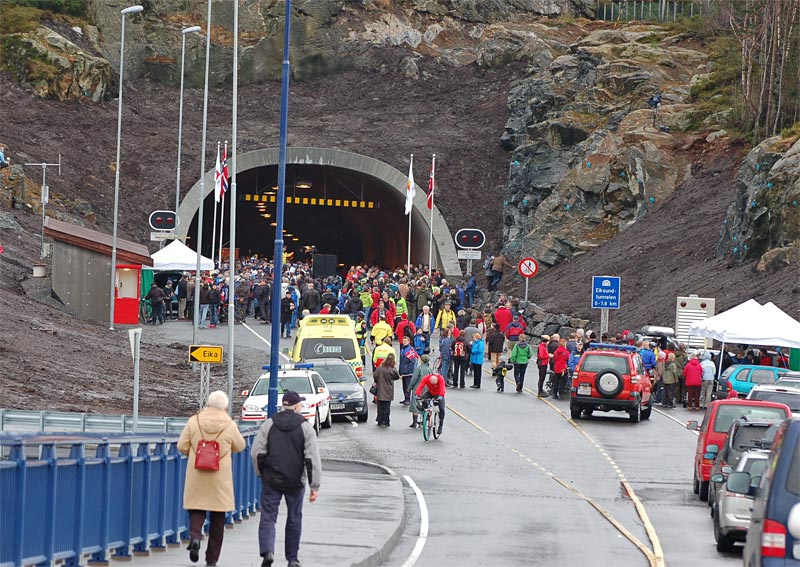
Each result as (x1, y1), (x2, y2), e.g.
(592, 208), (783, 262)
(688, 298), (800, 349)
(148, 240), (214, 271)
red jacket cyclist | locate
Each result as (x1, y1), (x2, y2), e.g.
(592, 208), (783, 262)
(416, 373), (446, 434)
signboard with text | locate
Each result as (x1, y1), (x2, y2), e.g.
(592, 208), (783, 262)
(591, 276), (621, 309)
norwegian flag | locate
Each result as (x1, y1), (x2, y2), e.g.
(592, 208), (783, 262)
(221, 143), (229, 198)
(426, 154), (435, 210)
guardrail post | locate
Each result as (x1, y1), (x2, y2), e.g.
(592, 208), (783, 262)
(42, 443), (58, 564)
(9, 438), (26, 567)
(90, 439), (112, 564)
(0, 408), (5, 431)
(65, 443), (86, 566)
(113, 443), (133, 559)
(39, 410), (46, 432)
(133, 442), (152, 554)
(152, 440), (168, 550)
(80, 412), (87, 432)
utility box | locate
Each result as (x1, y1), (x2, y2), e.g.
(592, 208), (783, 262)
(675, 295), (715, 348)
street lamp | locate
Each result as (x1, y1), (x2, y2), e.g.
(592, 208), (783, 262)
(109, 4), (144, 331)
(175, 25), (201, 219)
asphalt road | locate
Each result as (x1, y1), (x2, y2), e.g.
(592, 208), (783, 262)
(148, 320), (745, 566)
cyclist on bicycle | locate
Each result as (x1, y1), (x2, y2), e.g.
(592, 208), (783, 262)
(415, 373), (446, 435)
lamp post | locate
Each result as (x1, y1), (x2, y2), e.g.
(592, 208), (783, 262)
(227, 0), (239, 415)
(109, 4), (144, 331)
(193, 0), (214, 347)
(267, 0), (293, 418)
(175, 26), (201, 219)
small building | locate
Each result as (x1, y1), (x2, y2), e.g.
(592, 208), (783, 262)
(44, 217), (153, 324)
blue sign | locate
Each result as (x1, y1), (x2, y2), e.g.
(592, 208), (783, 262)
(592, 276), (621, 309)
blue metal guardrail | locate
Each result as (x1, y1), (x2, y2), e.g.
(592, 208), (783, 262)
(0, 429), (261, 567)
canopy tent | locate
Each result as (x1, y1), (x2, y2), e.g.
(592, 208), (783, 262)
(688, 299), (800, 350)
(147, 240), (214, 272)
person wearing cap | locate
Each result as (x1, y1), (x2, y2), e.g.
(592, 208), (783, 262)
(415, 372), (447, 434)
(145, 282), (166, 325)
(179, 391), (246, 566)
(252, 390), (322, 567)
(536, 335), (551, 397)
(280, 290), (295, 338)
(408, 354), (432, 427)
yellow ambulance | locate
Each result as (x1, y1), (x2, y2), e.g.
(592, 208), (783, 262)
(290, 315), (364, 380)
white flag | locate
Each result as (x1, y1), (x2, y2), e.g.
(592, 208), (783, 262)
(405, 156), (415, 215)
(213, 145), (222, 202)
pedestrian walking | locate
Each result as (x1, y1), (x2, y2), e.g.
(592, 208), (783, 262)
(280, 290), (295, 338)
(684, 354), (703, 411)
(145, 282), (165, 325)
(451, 334), (468, 388)
(398, 335), (418, 405)
(469, 332), (485, 389)
(178, 391), (246, 567)
(408, 354), (432, 428)
(251, 391), (322, 567)
(374, 353), (401, 426)
(509, 338), (532, 393)
(487, 323), (505, 368)
(661, 352), (680, 408)
(699, 351), (715, 409)
(552, 337), (569, 399)
(438, 328), (453, 384)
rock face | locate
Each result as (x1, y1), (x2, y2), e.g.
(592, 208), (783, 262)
(500, 27), (707, 267)
(718, 136), (800, 269)
(3, 26), (113, 101)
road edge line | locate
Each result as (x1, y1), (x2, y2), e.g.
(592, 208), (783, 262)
(242, 322), (291, 361)
(400, 474), (428, 567)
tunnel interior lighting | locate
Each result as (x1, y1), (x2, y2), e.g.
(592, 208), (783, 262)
(296, 180), (312, 189)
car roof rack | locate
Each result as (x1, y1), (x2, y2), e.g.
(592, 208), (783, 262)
(585, 343), (638, 353)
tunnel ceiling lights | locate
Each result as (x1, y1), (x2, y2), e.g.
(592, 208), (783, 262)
(296, 180), (312, 189)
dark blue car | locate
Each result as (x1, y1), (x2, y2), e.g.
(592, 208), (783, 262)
(736, 418), (800, 566)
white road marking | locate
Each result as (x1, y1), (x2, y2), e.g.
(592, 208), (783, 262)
(401, 475), (428, 567)
(345, 416), (358, 427)
(242, 323), (292, 361)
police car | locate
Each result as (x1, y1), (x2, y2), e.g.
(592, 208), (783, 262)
(241, 364), (332, 434)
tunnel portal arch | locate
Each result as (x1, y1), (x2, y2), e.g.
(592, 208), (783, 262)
(177, 147), (462, 277)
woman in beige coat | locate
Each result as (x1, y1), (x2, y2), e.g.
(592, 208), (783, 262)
(178, 390), (246, 566)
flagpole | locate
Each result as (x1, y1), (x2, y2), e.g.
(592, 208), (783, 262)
(218, 141), (227, 265)
(211, 140), (220, 265)
(428, 153), (435, 274)
(407, 153), (413, 271)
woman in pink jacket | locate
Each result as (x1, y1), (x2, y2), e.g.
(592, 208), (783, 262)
(683, 354), (703, 411)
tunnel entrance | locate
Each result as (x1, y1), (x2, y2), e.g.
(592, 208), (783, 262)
(178, 148), (461, 276)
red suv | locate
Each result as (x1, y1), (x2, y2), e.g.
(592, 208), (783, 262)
(569, 343), (653, 423)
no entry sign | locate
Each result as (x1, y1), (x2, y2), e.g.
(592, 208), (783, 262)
(518, 257), (538, 278)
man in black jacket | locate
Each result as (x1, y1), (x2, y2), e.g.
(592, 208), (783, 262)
(251, 391), (322, 567)
(300, 282), (321, 315)
(280, 291), (295, 338)
(145, 283), (166, 325)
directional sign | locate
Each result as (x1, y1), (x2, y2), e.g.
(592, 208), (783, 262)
(151, 231), (175, 241)
(592, 276), (621, 309)
(518, 257), (539, 278)
(189, 345), (223, 364)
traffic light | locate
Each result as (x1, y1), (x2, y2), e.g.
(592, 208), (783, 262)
(454, 228), (486, 249)
(149, 210), (177, 231)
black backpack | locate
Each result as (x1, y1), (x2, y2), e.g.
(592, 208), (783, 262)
(257, 413), (308, 491)
(403, 324), (415, 340)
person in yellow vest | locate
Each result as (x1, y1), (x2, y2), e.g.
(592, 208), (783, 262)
(435, 302), (457, 332)
(354, 312), (368, 364)
(372, 336), (395, 373)
(371, 318), (394, 346)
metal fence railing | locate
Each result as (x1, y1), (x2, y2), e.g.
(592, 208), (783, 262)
(0, 430), (260, 567)
(0, 409), (189, 435)
(597, 1), (699, 22)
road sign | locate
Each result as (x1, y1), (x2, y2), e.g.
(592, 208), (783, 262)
(457, 249), (481, 260)
(189, 345), (223, 364)
(150, 231), (176, 241)
(592, 276), (621, 309)
(454, 228), (486, 249)
(149, 210), (177, 231)
(518, 257), (539, 278)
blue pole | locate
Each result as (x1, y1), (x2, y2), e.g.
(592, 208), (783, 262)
(268, 0), (292, 418)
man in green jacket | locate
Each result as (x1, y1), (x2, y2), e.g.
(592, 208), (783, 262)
(509, 339), (533, 393)
(408, 355), (432, 428)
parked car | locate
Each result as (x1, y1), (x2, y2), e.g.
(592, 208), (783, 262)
(716, 365), (785, 399)
(569, 343), (653, 423)
(747, 385), (800, 417)
(707, 419), (780, 507)
(775, 371), (800, 391)
(687, 399), (792, 501)
(309, 357), (368, 423)
(241, 363), (332, 434)
(710, 449), (770, 552)
(741, 418), (800, 566)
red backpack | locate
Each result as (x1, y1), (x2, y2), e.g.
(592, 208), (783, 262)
(453, 340), (466, 358)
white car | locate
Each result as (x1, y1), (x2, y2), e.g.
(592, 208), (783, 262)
(241, 364), (332, 434)
(746, 385), (800, 417)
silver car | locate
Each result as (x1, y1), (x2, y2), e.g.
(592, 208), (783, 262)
(747, 385), (800, 417)
(710, 449), (770, 552)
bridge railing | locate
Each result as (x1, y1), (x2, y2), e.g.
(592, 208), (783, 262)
(0, 430), (260, 567)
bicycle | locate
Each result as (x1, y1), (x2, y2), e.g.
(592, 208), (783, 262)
(139, 299), (152, 325)
(418, 397), (442, 441)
